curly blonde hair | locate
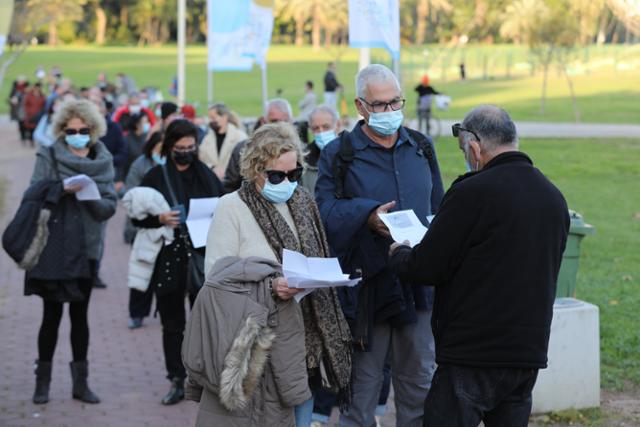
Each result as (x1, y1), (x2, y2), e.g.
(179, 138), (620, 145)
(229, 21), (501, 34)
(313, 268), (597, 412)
(52, 99), (107, 146)
(240, 122), (304, 182)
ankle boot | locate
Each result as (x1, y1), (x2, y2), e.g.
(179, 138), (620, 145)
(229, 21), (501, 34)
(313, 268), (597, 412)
(33, 360), (52, 404)
(161, 377), (185, 405)
(69, 361), (100, 404)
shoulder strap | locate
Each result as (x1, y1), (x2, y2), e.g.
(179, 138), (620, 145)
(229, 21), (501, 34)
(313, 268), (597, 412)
(332, 130), (355, 200)
(405, 127), (435, 164)
(48, 147), (62, 181)
(160, 164), (179, 206)
(405, 127), (445, 213)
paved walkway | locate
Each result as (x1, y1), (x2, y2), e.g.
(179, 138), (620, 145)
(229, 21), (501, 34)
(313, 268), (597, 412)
(0, 123), (396, 426)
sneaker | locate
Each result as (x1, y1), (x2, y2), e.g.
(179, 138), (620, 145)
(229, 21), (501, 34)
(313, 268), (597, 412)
(128, 317), (143, 329)
(93, 277), (107, 289)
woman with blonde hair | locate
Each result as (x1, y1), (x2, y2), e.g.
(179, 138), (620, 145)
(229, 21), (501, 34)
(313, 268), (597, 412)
(27, 99), (117, 405)
(184, 122), (351, 426)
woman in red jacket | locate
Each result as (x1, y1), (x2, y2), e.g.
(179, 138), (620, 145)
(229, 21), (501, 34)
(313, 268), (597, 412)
(22, 83), (47, 146)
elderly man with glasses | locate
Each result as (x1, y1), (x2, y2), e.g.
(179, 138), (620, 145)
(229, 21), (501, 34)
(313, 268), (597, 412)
(315, 64), (444, 427)
(389, 105), (570, 426)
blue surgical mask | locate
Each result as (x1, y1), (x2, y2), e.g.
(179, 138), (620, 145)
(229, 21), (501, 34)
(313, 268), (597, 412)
(367, 110), (404, 136)
(152, 152), (166, 165)
(65, 134), (91, 149)
(261, 180), (298, 204)
(314, 130), (337, 150)
(142, 122), (151, 134)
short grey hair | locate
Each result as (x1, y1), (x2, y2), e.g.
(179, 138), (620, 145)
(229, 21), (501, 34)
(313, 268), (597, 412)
(266, 98), (293, 121)
(309, 105), (338, 126)
(461, 105), (518, 150)
(355, 64), (401, 99)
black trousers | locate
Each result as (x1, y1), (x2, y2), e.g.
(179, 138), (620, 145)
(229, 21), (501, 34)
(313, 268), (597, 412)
(423, 365), (538, 427)
(37, 264), (95, 362)
(155, 288), (196, 380)
(128, 287), (153, 319)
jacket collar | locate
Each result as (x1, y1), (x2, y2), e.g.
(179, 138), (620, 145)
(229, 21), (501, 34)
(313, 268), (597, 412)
(451, 151), (532, 186)
(351, 120), (415, 151)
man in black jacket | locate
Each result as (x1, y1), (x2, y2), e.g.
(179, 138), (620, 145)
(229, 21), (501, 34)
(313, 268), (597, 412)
(389, 105), (570, 426)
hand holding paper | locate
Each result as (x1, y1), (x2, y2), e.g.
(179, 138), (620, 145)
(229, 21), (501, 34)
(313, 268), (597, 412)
(378, 209), (428, 247)
(62, 174), (101, 201)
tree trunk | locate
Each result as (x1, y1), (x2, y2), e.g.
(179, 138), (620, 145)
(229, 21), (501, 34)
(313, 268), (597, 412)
(540, 48), (553, 115)
(295, 17), (304, 46)
(560, 59), (580, 122)
(95, 6), (107, 45)
(311, 11), (321, 51)
(325, 29), (333, 48)
(416, 0), (428, 45)
(48, 20), (58, 46)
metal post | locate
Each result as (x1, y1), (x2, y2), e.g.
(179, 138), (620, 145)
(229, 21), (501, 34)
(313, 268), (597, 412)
(177, 0), (186, 106)
(207, 70), (213, 106)
(261, 63), (268, 115)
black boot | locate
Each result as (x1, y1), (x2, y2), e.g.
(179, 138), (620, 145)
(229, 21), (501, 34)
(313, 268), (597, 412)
(69, 361), (100, 404)
(33, 360), (52, 404)
(161, 377), (184, 405)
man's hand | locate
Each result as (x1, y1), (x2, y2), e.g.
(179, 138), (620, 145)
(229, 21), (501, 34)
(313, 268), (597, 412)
(389, 240), (411, 258)
(367, 201), (396, 237)
(273, 277), (300, 300)
(114, 181), (125, 193)
(158, 210), (180, 228)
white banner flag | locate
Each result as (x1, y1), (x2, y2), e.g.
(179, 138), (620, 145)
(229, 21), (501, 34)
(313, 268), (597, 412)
(0, 0), (14, 57)
(348, 0), (400, 59)
(207, 0), (274, 72)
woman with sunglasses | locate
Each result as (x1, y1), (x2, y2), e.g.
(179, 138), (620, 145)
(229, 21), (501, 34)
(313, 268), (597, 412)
(195, 122), (351, 426)
(132, 119), (222, 405)
(28, 99), (117, 405)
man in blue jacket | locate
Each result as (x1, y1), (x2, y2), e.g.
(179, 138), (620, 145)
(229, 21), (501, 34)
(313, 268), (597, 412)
(316, 64), (444, 427)
(389, 105), (570, 426)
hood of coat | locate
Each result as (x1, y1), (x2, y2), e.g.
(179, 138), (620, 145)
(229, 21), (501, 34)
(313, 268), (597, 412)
(205, 256), (281, 290)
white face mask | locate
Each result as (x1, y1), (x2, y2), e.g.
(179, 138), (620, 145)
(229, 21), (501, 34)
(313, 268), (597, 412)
(463, 143), (479, 172)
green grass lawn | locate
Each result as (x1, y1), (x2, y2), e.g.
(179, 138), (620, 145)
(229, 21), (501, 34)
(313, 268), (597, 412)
(1, 44), (639, 123)
(435, 136), (640, 391)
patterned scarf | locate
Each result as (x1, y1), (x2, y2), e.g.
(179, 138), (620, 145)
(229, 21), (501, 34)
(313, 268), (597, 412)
(238, 180), (352, 407)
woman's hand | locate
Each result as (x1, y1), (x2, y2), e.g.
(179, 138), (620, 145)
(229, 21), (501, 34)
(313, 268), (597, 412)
(158, 210), (180, 228)
(63, 183), (83, 194)
(272, 277), (300, 301)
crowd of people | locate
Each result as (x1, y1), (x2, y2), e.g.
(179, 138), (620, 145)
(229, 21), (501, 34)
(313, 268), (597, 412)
(7, 62), (570, 427)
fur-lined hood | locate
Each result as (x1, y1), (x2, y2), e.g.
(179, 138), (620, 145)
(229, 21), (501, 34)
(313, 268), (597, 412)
(182, 256), (310, 426)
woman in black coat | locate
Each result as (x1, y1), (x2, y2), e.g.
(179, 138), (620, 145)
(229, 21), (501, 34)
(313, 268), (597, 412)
(133, 119), (222, 405)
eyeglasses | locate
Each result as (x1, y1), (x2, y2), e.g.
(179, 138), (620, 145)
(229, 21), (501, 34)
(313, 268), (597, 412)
(452, 123), (480, 142)
(264, 166), (304, 185)
(172, 145), (197, 153)
(359, 98), (406, 113)
(64, 127), (91, 136)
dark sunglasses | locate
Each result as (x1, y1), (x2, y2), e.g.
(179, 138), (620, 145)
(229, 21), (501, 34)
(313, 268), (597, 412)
(452, 123), (480, 142)
(64, 127), (91, 136)
(265, 166), (304, 185)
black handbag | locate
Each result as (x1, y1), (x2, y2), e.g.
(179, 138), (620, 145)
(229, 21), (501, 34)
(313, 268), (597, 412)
(161, 165), (205, 294)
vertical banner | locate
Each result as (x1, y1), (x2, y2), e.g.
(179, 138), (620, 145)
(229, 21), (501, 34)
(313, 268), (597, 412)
(348, 0), (400, 59)
(0, 0), (14, 57)
(207, 0), (274, 71)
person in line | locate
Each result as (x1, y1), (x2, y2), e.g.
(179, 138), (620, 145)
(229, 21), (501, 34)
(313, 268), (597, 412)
(22, 82), (47, 147)
(180, 104), (207, 144)
(296, 80), (317, 144)
(300, 105), (339, 194)
(223, 98), (294, 193)
(414, 74), (439, 136)
(199, 122), (351, 426)
(315, 64), (444, 427)
(123, 113), (151, 179)
(199, 103), (248, 180)
(112, 91), (156, 132)
(389, 105), (570, 427)
(34, 93), (76, 147)
(132, 119), (222, 405)
(123, 132), (165, 329)
(323, 62), (342, 110)
(28, 99), (117, 405)
(8, 76), (30, 143)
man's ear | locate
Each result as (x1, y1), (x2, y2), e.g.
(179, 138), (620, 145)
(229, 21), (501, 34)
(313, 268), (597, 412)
(354, 98), (367, 119)
(468, 139), (482, 162)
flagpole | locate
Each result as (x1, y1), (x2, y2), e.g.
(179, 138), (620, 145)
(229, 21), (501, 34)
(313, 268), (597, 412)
(260, 63), (268, 115)
(177, 0), (186, 106)
(207, 70), (213, 105)
(359, 47), (371, 71)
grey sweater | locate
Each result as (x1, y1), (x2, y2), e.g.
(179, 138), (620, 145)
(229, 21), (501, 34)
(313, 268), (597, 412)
(31, 139), (118, 260)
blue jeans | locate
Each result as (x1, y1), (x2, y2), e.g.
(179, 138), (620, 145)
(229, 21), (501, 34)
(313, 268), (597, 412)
(423, 365), (539, 427)
(295, 396), (314, 427)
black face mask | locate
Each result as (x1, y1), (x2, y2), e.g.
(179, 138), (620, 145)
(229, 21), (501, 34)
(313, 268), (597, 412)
(209, 122), (220, 132)
(173, 150), (197, 166)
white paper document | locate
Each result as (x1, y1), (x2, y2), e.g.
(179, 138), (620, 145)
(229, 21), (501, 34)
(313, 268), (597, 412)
(378, 209), (428, 247)
(62, 174), (101, 201)
(186, 197), (219, 248)
(282, 249), (360, 302)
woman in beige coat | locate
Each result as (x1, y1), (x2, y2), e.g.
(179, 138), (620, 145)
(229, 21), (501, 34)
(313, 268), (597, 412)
(198, 103), (247, 180)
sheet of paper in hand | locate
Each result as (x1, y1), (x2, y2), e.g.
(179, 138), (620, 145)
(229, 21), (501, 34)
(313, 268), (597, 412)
(186, 197), (219, 248)
(282, 249), (360, 302)
(62, 174), (101, 201)
(378, 209), (428, 247)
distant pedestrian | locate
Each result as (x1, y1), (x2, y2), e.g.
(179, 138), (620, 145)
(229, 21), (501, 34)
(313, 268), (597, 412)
(22, 82), (47, 147)
(459, 62), (466, 80)
(414, 74), (440, 135)
(124, 113), (151, 178)
(27, 99), (117, 405)
(301, 104), (339, 194)
(323, 62), (342, 110)
(199, 103), (248, 180)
